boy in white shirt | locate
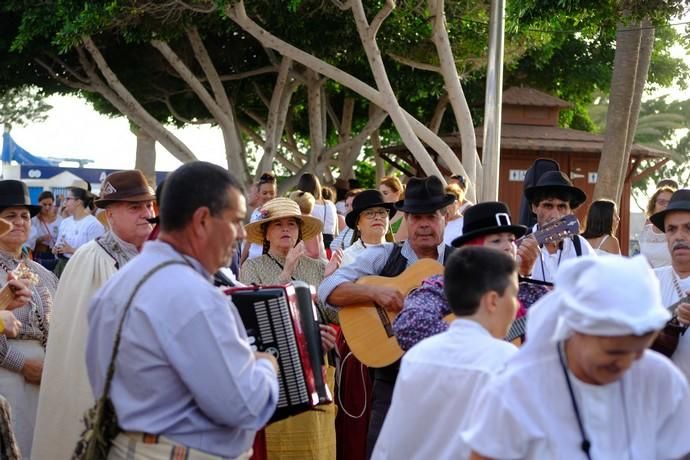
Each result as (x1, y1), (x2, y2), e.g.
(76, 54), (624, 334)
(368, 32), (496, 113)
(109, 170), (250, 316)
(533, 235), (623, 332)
(372, 246), (519, 459)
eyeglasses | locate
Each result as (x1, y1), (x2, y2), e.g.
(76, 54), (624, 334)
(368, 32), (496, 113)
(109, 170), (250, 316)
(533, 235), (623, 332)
(64, 197), (76, 201)
(656, 198), (670, 206)
(361, 209), (388, 219)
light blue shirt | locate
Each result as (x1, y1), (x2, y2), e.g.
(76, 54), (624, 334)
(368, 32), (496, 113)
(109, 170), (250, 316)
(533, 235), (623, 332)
(318, 240), (448, 308)
(86, 241), (279, 458)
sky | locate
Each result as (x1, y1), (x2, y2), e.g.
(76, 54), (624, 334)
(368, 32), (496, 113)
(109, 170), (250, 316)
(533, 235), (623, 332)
(7, 17), (690, 174)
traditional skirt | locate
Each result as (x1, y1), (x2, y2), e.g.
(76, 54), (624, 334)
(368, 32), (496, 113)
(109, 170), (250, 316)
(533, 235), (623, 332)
(0, 340), (43, 458)
(108, 432), (252, 460)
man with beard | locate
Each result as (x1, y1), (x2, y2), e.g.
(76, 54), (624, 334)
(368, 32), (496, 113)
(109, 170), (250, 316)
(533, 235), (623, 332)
(32, 170), (157, 460)
(649, 189), (690, 384)
(85, 162), (278, 459)
(319, 175), (455, 457)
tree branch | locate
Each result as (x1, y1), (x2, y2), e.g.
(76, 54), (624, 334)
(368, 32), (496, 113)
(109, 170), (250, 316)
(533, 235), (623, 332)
(387, 52), (441, 73)
(370, 0), (396, 39)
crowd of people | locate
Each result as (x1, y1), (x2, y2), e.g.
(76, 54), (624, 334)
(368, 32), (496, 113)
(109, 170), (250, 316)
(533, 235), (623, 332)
(0, 160), (688, 460)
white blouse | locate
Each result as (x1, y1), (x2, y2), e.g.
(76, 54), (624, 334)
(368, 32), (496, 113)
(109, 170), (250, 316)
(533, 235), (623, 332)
(640, 223), (671, 268)
(56, 215), (105, 258)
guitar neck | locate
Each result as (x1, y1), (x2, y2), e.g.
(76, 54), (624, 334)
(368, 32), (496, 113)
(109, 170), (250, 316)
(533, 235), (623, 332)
(0, 285), (14, 311)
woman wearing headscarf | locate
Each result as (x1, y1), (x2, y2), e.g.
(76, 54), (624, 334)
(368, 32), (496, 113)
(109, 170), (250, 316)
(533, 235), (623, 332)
(463, 255), (690, 459)
(240, 197), (340, 460)
(0, 180), (58, 457)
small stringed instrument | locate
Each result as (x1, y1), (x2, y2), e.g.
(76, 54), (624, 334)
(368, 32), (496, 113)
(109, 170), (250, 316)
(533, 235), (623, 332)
(651, 295), (690, 357)
(340, 215), (580, 366)
(0, 260), (39, 311)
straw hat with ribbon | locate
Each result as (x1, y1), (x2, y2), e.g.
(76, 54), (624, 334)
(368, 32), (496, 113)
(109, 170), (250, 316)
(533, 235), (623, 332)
(244, 197), (323, 245)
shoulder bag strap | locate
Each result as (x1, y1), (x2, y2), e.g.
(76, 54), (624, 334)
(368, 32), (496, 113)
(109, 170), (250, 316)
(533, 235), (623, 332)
(98, 260), (189, 402)
(572, 234), (582, 257)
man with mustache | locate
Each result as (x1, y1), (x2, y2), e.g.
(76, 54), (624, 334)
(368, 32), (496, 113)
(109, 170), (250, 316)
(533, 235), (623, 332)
(319, 176), (455, 458)
(649, 188), (690, 384)
(524, 171), (595, 282)
(32, 170), (157, 460)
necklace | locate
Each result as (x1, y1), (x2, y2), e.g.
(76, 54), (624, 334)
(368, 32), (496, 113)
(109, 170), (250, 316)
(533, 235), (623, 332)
(672, 270), (686, 300)
(266, 253), (296, 281)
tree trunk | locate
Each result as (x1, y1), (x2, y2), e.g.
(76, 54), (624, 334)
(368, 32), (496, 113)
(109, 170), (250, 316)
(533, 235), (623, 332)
(81, 36), (197, 164)
(226, 1), (453, 180)
(131, 123), (157, 186)
(429, 0), (480, 201)
(594, 18), (646, 203)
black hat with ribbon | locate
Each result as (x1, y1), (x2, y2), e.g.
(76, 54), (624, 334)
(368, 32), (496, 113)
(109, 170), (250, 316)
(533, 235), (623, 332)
(524, 170), (587, 209)
(345, 189), (396, 229)
(395, 176), (455, 214)
(451, 201), (527, 247)
(650, 189), (690, 232)
(0, 180), (41, 217)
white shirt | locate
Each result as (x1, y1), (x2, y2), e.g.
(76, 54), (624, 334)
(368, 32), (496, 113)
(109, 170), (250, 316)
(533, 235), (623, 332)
(56, 215), (105, 258)
(313, 201), (338, 235)
(372, 319), (517, 460)
(462, 347), (690, 459)
(443, 217), (463, 246)
(86, 241), (278, 457)
(640, 223), (672, 268)
(531, 224), (596, 282)
(655, 265), (690, 383)
(341, 239), (383, 267)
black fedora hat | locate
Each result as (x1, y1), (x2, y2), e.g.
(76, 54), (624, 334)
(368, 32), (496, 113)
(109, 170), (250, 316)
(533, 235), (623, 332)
(0, 180), (41, 217)
(524, 171), (587, 209)
(395, 176), (455, 214)
(451, 201), (527, 247)
(346, 189), (396, 229)
(650, 189), (690, 232)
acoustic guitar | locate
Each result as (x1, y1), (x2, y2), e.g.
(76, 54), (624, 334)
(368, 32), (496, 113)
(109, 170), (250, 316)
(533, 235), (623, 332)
(339, 214), (580, 367)
(338, 258), (444, 367)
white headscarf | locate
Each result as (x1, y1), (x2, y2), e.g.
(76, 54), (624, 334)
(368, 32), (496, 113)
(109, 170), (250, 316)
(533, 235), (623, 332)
(522, 255), (670, 355)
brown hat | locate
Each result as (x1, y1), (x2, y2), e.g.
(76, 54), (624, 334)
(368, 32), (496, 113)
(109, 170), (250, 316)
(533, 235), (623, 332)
(95, 170), (155, 208)
(244, 197), (323, 245)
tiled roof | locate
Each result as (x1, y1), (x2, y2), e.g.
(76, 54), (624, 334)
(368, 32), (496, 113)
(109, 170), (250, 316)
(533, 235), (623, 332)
(502, 87), (572, 108)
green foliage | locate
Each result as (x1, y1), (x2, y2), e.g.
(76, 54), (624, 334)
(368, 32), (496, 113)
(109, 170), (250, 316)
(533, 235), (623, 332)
(0, 85), (52, 130)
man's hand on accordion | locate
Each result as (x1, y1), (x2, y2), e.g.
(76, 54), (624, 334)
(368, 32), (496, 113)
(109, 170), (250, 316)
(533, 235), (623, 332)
(320, 324), (337, 354)
(254, 351), (279, 374)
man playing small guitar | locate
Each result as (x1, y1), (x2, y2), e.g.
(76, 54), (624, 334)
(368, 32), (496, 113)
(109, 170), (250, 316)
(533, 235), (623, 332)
(319, 176), (455, 458)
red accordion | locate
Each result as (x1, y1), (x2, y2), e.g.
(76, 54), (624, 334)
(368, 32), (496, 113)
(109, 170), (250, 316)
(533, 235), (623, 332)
(224, 281), (333, 423)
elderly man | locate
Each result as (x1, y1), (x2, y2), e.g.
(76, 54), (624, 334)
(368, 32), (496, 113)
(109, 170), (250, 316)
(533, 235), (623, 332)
(86, 162), (278, 459)
(524, 170), (596, 282)
(32, 170), (156, 460)
(464, 255), (690, 459)
(319, 175), (455, 457)
(649, 189), (690, 383)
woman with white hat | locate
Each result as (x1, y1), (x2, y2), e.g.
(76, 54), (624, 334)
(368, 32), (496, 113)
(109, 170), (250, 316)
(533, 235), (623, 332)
(240, 197), (340, 460)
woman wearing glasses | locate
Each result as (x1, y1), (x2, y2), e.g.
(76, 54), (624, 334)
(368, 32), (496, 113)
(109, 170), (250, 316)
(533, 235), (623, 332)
(341, 190), (396, 267)
(52, 186), (104, 277)
(639, 186), (675, 268)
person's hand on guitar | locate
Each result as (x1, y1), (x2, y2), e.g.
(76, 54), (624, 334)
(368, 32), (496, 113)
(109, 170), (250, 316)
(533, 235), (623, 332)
(371, 286), (405, 313)
(320, 324), (337, 353)
(676, 300), (690, 326)
(324, 249), (343, 278)
(516, 236), (540, 277)
(0, 311), (21, 338)
(5, 272), (32, 310)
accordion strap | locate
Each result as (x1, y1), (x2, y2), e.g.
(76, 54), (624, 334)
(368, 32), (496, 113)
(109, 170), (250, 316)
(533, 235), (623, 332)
(98, 260), (189, 408)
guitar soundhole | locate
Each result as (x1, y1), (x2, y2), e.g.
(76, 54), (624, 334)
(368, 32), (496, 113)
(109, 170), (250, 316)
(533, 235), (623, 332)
(375, 304), (395, 338)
